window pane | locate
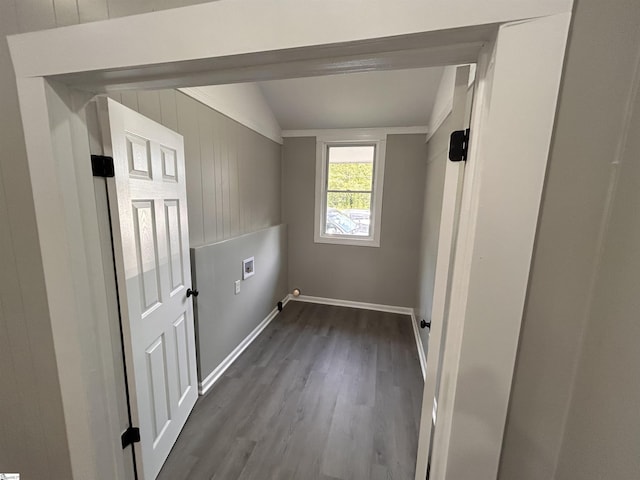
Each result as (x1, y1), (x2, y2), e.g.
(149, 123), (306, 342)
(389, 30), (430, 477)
(326, 193), (371, 236)
(327, 146), (374, 191)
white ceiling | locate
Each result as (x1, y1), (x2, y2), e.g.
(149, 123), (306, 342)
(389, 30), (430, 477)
(257, 67), (444, 131)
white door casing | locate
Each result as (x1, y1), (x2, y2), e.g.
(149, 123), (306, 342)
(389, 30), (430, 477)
(9, 5), (572, 478)
(98, 97), (198, 480)
(414, 66), (472, 480)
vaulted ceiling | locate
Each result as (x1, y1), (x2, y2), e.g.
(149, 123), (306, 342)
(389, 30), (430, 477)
(257, 67), (444, 130)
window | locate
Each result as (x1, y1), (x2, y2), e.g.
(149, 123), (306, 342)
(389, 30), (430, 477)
(314, 132), (386, 247)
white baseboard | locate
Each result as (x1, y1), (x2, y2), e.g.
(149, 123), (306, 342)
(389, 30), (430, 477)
(290, 294), (413, 315)
(198, 294), (290, 395)
(411, 309), (427, 381)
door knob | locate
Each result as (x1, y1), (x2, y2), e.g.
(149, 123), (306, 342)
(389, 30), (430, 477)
(186, 288), (199, 298)
(420, 319), (431, 329)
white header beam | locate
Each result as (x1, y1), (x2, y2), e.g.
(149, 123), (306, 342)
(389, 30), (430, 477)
(9, 0), (571, 79)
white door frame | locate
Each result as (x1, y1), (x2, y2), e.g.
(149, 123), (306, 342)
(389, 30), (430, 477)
(8, 2), (572, 479)
(414, 64), (473, 479)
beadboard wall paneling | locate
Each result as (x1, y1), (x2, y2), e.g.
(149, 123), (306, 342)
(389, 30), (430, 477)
(109, 89), (282, 248)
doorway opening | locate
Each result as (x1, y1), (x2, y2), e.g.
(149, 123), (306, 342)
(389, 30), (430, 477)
(9, 5), (571, 479)
(93, 61), (476, 479)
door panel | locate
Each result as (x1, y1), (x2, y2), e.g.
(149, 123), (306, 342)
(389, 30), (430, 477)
(172, 314), (192, 404)
(127, 134), (153, 178)
(133, 200), (162, 312)
(99, 97), (198, 480)
(146, 334), (171, 442)
(165, 200), (184, 292)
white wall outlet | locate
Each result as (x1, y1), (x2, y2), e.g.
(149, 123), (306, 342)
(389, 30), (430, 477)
(234, 280), (241, 295)
(243, 256), (255, 279)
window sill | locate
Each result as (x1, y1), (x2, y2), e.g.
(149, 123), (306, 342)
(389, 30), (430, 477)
(314, 234), (380, 248)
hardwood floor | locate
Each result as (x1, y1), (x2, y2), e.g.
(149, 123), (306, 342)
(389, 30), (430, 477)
(157, 301), (424, 480)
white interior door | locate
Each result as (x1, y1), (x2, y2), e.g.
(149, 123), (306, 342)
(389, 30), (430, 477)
(98, 97), (198, 480)
(415, 65), (473, 480)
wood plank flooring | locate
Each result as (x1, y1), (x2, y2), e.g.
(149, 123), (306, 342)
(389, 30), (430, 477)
(157, 301), (424, 480)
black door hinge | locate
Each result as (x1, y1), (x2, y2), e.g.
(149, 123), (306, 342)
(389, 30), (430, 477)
(91, 154), (115, 177)
(448, 129), (470, 162)
(121, 426), (140, 449)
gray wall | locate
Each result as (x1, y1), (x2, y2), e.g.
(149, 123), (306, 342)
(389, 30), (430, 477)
(0, 140), (71, 479)
(191, 225), (288, 382)
(282, 134), (427, 308)
(415, 116), (451, 349)
(499, 1), (640, 478)
(109, 90), (282, 248)
(554, 58), (640, 480)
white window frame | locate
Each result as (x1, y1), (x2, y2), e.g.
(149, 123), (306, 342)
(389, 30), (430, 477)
(314, 131), (387, 247)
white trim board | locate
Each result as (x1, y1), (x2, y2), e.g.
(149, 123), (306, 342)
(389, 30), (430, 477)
(290, 294), (413, 315)
(426, 65), (476, 143)
(426, 83), (476, 143)
(426, 101), (453, 143)
(282, 126), (429, 138)
(411, 310), (428, 381)
(198, 294), (291, 395)
(8, 1), (572, 79)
